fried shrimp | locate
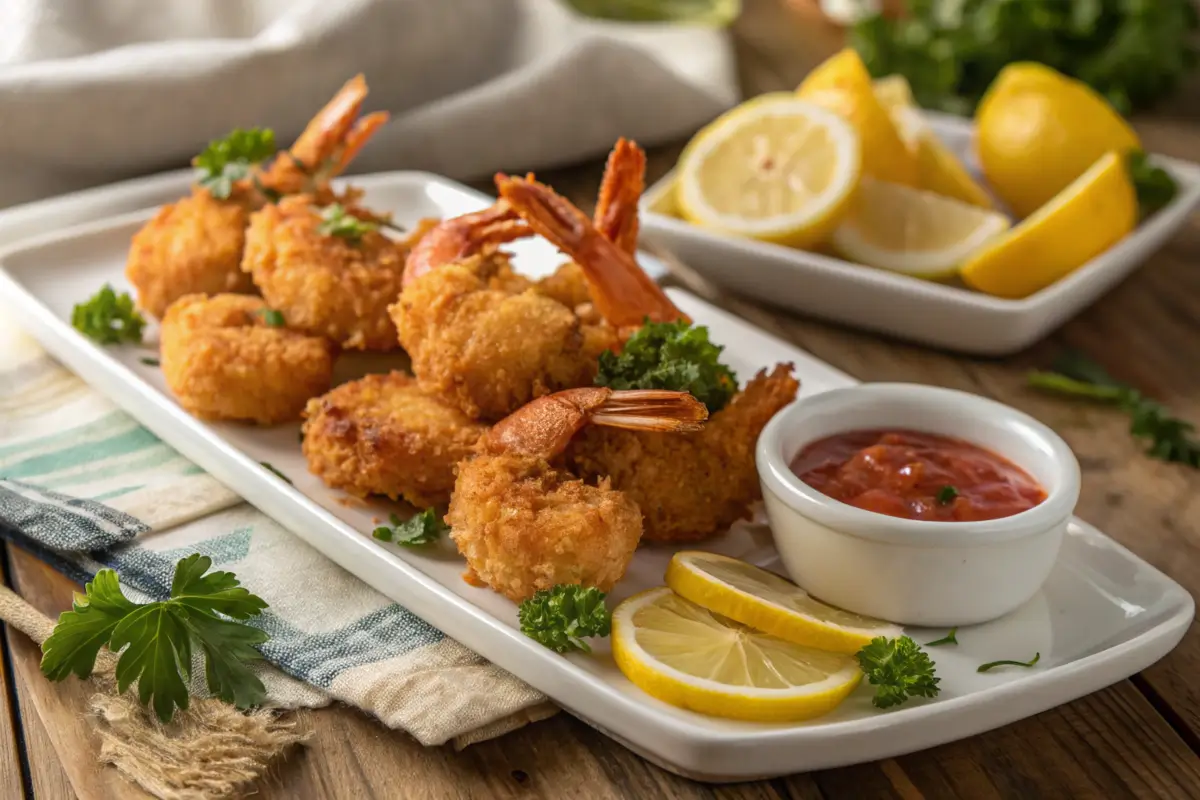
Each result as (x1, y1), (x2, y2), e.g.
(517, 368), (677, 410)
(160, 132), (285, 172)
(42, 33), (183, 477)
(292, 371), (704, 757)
(448, 388), (707, 602)
(126, 75), (388, 319)
(243, 195), (409, 350)
(568, 365), (800, 542)
(161, 294), (335, 425)
(302, 372), (488, 507)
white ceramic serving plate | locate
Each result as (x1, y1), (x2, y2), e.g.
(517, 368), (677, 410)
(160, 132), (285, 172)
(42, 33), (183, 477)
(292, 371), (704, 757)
(0, 171), (1193, 782)
(640, 111), (1200, 356)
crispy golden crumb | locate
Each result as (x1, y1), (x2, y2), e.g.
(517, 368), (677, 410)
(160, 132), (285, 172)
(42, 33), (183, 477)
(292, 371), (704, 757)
(535, 261), (592, 310)
(160, 293), (335, 425)
(126, 188), (257, 318)
(302, 372), (488, 507)
(567, 364), (799, 542)
(447, 453), (642, 601)
(390, 252), (616, 421)
(243, 195), (409, 350)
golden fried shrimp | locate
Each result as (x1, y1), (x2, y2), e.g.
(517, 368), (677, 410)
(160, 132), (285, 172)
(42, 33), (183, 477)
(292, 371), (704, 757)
(161, 294), (335, 425)
(301, 372), (488, 507)
(126, 75), (388, 319)
(243, 195), (409, 350)
(568, 365), (800, 542)
(448, 387), (707, 602)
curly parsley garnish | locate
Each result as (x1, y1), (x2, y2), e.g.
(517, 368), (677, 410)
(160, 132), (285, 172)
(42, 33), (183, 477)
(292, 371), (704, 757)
(193, 128), (277, 200)
(372, 508), (447, 547)
(518, 585), (611, 654)
(40, 554), (269, 723)
(856, 635), (940, 709)
(596, 319), (737, 412)
(1028, 352), (1199, 468)
(978, 652), (1040, 673)
(72, 284), (145, 345)
(317, 203), (379, 242)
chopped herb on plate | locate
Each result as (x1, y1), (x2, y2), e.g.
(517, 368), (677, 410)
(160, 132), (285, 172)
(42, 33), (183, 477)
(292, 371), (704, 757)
(194, 128), (277, 200)
(978, 652), (1040, 673)
(519, 585), (611, 653)
(372, 508), (447, 546)
(72, 284), (145, 345)
(924, 628), (958, 647)
(856, 635), (940, 709)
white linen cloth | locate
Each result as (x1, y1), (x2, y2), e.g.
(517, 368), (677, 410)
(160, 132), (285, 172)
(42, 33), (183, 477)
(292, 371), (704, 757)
(0, 0), (739, 208)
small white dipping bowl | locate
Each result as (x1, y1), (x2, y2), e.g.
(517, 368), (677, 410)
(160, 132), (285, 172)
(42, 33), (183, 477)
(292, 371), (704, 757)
(756, 383), (1081, 627)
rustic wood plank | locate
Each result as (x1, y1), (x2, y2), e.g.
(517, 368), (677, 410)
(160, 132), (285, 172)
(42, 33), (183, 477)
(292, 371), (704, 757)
(0, 552), (31, 799)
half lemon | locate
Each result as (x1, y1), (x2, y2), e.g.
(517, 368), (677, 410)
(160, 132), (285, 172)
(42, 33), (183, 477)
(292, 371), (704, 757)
(665, 551), (901, 654)
(832, 178), (1010, 279)
(675, 93), (861, 248)
(611, 588), (863, 722)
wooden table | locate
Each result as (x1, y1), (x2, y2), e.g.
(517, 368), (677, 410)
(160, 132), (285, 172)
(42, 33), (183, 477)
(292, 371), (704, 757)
(5, 2), (1200, 797)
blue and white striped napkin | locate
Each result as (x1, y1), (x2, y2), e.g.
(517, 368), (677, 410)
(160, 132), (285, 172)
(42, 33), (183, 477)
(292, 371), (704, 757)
(0, 316), (555, 746)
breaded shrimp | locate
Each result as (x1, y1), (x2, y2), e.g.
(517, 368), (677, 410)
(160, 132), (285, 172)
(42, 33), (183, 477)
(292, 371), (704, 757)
(126, 75), (389, 319)
(161, 294), (335, 425)
(448, 387), (707, 602)
(301, 372), (488, 507)
(243, 195), (409, 350)
(568, 365), (800, 542)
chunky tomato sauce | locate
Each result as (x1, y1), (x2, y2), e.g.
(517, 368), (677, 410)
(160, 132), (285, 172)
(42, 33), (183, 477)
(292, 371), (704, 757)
(791, 429), (1046, 522)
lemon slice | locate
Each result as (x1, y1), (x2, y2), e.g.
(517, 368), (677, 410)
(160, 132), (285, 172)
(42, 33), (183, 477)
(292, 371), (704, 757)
(961, 150), (1137, 299)
(612, 588), (862, 722)
(665, 551), (901, 654)
(675, 93), (861, 248)
(831, 178), (1010, 278)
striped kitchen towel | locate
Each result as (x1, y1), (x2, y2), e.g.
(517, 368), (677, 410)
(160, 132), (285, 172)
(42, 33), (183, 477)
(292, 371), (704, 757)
(0, 315), (556, 746)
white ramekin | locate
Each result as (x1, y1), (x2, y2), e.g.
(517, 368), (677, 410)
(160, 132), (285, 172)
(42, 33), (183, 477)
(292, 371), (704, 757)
(756, 383), (1081, 627)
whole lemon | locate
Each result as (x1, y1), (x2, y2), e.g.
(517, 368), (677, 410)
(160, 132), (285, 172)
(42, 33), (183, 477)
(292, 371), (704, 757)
(976, 63), (1140, 219)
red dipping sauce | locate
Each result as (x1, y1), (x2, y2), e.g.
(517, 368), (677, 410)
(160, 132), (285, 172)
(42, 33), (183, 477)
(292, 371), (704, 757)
(791, 429), (1046, 522)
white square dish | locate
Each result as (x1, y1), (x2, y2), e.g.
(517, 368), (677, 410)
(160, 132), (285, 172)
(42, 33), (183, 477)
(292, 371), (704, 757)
(0, 171), (1192, 781)
(639, 112), (1200, 356)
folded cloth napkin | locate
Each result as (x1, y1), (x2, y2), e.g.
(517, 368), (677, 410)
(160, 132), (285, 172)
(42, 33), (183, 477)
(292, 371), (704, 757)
(0, 0), (738, 209)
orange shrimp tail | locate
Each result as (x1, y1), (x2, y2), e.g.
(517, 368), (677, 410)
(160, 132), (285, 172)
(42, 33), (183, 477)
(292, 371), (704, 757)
(402, 202), (531, 286)
(594, 138), (646, 255)
(330, 110), (390, 176)
(484, 388), (706, 459)
(496, 174), (686, 329)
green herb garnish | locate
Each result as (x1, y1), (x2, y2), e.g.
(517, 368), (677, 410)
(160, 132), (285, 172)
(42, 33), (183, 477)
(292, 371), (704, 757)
(139, 357), (160, 367)
(1127, 150), (1178, 218)
(372, 508), (447, 546)
(40, 554), (269, 723)
(564, 0), (740, 24)
(518, 585), (611, 654)
(256, 308), (286, 327)
(317, 203), (379, 242)
(856, 635), (940, 709)
(193, 128), (277, 200)
(851, 0), (1199, 116)
(935, 486), (959, 505)
(71, 285), (145, 345)
(260, 462), (292, 484)
(1028, 352), (1199, 468)
(596, 319), (737, 413)
(978, 652), (1040, 673)
(924, 628), (958, 647)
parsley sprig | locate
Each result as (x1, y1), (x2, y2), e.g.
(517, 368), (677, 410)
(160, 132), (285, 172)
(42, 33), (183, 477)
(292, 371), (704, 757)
(1127, 150), (1178, 218)
(317, 203), (380, 242)
(596, 319), (737, 413)
(40, 554), (269, 723)
(1028, 352), (1199, 468)
(72, 284), (145, 345)
(518, 585), (611, 653)
(978, 652), (1040, 672)
(193, 128), (277, 200)
(856, 635), (940, 709)
(373, 508), (447, 546)
(924, 628), (958, 647)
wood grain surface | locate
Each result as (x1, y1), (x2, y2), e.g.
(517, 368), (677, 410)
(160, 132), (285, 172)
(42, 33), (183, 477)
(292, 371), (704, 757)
(4, 1), (1200, 797)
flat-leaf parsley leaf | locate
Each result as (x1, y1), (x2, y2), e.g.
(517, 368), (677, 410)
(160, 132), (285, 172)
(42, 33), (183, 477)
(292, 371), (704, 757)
(856, 635), (940, 709)
(317, 203), (379, 242)
(194, 128), (277, 200)
(373, 508), (447, 546)
(596, 319), (737, 412)
(40, 554), (269, 723)
(72, 284), (145, 345)
(518, 585), (611, 653)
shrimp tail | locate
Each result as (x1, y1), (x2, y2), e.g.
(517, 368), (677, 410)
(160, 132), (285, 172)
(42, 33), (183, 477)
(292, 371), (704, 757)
(594, 138), (646, 256)
(402, 201), (532, 286)
(495, 174), (687, 329)
(484, 388), (706, 459)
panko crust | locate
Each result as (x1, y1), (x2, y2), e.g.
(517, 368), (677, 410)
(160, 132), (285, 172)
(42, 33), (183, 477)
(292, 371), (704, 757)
(447, 454), (642, 602)
(567, 364), (799, 542)
(126, 188), (256, 319)
(535, 261), (593, 310)
(243, 195), (409, 350)
(161, 293), (335, 425)
(302, 372), (488, 507)
(390, 253), (616, 422)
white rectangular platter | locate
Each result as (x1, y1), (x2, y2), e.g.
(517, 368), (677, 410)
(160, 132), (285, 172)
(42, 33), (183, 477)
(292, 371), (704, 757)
(0, 171), (1192, 781)
(640, 112), (1200, 356)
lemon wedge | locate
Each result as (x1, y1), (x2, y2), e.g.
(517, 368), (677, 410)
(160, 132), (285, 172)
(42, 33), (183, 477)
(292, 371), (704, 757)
(961, 151), (1137, 299)
(675, 92), (861, 248)
(665, 551), (901, 654)
(611, 588), (863, 722)
(832, 178), (1010, 278)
